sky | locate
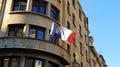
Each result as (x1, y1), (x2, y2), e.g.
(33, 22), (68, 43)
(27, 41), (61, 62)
(79, 0), (120, 67)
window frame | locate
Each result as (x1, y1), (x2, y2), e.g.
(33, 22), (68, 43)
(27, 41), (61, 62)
(67, 21), (70, 29)
(72, 0), (75, 8)
(73, 37), (76, 46)
(29, 25), (45, 40)
(67, 44), (70, 53)
(79, 9), (82, 21)
(25, 57), (44, 67)
(32, 0), (47, 15)
(12, 0), (27, 11)
(80, 43), (83, 56)
(50, 5), (60, 21)
(49, 33), (59, 45)
(8, 24), (24, 37)
(72, 14), (76, 27)
(0, 57), (20, 67)
(79, 25), (82, 37)
(67, 1), (70, 15)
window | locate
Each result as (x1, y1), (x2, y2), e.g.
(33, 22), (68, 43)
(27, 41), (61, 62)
(48, 61), (59, 67)
(25, 58), (44, 67)
(80, 62), (83, 67)
(73, 53), (76, 63)
(67, 21), (70, 29)
(79, 9), (82, 20)
(13, 0), (27, 11)
(80, 43), (83, 55)
(32, 0), (47, 14)
(79, 25), (82, 36)
(0, 57), (20, 67)
(72, 0), (75, 8)
(84, 17), (88, 30)
(85, 35), (87, 45)
(67, 44), (70, 53)
(29, 25), (45, 40)
(72, 14), (76, 26)
(8, 24), (24, 37)
(49, 33), (59, 44)
(73, 38), (76, 46)
(86, 51), (89, 62)
(92, 60), (96, 67)
(50, 5), (59, 21)
(67, 2), (70, 14)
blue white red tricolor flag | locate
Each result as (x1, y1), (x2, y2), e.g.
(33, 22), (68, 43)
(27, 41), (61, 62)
(50, 22), (57, 37)
(58, 27), (76, 44)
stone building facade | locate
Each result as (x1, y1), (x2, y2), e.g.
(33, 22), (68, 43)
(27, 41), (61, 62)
(0, 0), (107, 67)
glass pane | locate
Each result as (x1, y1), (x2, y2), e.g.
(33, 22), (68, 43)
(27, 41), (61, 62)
(55, 12), (58, 21)
(50, 10), (54, 19)
(20, 5), (26, 10)
(29, 29), (36, 38)
(11, 58), (19, 67)
(13, 5), (19, 11)
(37, 30), (44, 40)
(48, 62), (59, 67)
(3, 58), (9, 67)
(32, 6), (38, 12)
(48, 62), (52, 67)
(25, 59), (34, 67)
(39, 6), (45, 14)
(16, 28), (23, 37)
(9, 29), (15, 37)
(35, 60), (43, 67)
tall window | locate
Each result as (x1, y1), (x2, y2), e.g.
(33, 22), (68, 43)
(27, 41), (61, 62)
(48, 61), (59, 67)
(25, 58), (44, 67)
(13, 0), (27, 11)
(85, 35), (87, 45)
(0, 57), (20, 67)
(67, 44), (70, 53)
(50, 5), (59, 21)
(67, 1), (70, 14)
(73, 38), (76, 46)
(84, 17), (88, 30)
(29, 25), (45, 40)
(86, 51), (88, 61)
(80, 62), (83, 67)
(80, 43), (83, 55)
(79, 25), (82, 36)
(92, 60), (96, 67)
(73, 53), (76, 63)
(72, 0), (75, 7)
(8, 24), (24, 37)
(79, 9), (82, 20)
(67, 21), (70, 29)
(32, 0), (47, 14)
(72, 14), (76, 26)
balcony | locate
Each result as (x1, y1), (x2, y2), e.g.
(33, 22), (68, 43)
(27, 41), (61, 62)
(0, 37), (70, 64)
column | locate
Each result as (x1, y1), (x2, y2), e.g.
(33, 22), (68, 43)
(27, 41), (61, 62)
(45, 29), (49, 41)
(19, 56), (26, 67)
(23, 24), (29, 37)
(26, 0), (32, 11)
(46, 2), (51, 16)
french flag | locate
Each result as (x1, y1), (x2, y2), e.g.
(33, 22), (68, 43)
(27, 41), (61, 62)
(50, 22), (57, 37)
(58, 27), (76, 44)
